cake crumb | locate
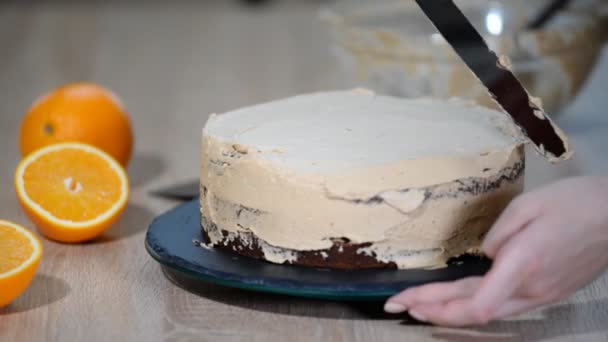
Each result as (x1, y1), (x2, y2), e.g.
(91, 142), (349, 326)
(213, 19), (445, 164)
(533, 110), (545, 120)
(529, 96), (544, 109)
(194, 239), (214, 250)
(497, 55), (512, 70)
(529, 96), (547, 120)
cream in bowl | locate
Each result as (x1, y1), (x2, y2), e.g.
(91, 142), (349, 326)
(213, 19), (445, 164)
(322, 0), (605, 115)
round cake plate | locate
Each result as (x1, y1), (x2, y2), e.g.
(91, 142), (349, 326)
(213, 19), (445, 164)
(145, 199), (492, 301)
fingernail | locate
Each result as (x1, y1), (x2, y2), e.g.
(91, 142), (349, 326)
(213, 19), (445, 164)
(384, 302), (407, 314)
(408, 309), (428, 322)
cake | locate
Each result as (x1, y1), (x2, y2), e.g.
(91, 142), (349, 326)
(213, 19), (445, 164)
(199, 89), (526, 269)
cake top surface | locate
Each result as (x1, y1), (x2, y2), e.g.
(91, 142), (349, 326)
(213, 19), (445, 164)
(203, 90), (523, 174)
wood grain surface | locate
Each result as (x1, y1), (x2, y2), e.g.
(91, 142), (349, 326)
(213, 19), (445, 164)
(0, 1), (607, 341)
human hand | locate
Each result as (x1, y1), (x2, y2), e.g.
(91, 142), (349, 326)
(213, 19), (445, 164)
(384, 176), (608, 326)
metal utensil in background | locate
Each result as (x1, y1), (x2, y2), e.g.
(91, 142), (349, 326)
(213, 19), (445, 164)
(151, 180), (199, 201)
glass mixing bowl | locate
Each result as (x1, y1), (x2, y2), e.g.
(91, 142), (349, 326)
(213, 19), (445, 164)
(322, 0), (606, 115)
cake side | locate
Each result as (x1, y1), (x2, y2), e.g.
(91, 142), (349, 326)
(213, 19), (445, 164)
(200, 150), (524, 269)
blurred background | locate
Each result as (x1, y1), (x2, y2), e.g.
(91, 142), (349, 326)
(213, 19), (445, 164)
(1, 2), (607, 340)
(0, 0), (607, 189)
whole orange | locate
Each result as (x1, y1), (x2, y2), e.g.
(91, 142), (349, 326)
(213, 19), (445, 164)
(19, 83), (133, 166)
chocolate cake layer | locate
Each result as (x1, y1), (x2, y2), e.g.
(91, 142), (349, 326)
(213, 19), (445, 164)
(202, 226), (396, 269)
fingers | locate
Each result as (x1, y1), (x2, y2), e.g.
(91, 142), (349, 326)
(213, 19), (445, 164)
(397, 205), (559, 327)
(482, 194), (540, 258)
(384, 277), (482, 313)
(404, 238), (528, 326)
(386, 194), (544, 325)
(407, 297), (541, 327)
(467, 235), (528, 316)
(406, 298), (487, 327)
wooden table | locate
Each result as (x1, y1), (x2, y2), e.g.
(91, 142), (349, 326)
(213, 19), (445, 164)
(1, 2), (607, 341)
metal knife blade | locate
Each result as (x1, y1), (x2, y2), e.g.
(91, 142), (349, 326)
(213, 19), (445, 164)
(414, 0), (571, 162)
(150, 180), (199, 201)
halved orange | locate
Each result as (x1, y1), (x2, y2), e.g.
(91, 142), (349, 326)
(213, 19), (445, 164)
(0, 220), (42, 307)
(15, 142), (130, 243)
